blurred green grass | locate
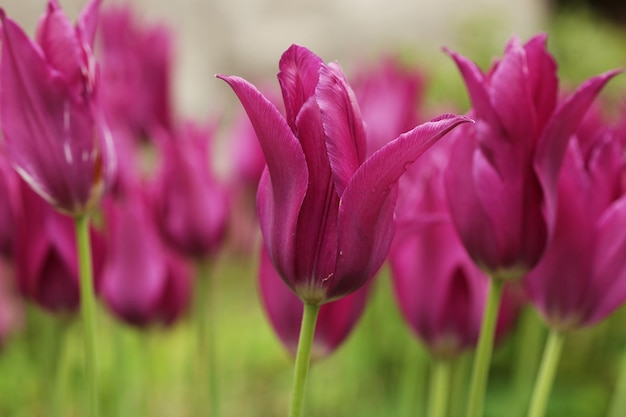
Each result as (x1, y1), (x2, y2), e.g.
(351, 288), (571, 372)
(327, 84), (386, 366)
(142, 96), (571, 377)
(3, 6), (626, 417)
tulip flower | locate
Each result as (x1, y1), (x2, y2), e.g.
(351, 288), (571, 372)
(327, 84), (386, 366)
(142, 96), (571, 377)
(0, 0), (115, 216)
(98, 5), (174, 137)
(15, 181), (105, 314)
(352, 56), (425, 155)
(100, 193), (191, 327)
(0, 155), (21, 259)
(259, 247), (369, 361)
(150, 121), (229, 260)
(444, 34), (619, 417)
(218, 44), (471, 417)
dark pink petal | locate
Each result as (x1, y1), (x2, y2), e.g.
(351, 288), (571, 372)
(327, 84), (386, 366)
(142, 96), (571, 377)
(523, 34), (558, 130)
(535, 69), (621, 235)
(76, 0), (101, 46)
(317, 62), (367, 196)
(277, 45), (322, 128)
(217, 75), (308, 281)
(331, 115), (472, 299)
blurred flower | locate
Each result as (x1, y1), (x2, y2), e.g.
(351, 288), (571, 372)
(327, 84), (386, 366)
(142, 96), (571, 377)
(0, 0), (115, 216)
(98, 4), (174, 137)
(443, 34), (619, 279)
(352, 56), (425, 155)
(391, 140), (518, 358)
(100, 193), (191, 327)
(0, 258), (24, 348)
(525, 116), (626, 331)
(150, 121), (229, 260)
(0, 155), (21, 258)
(218, 44), (471, 304)
(15, 181), (105, 314)
(259, 247), (369, 360)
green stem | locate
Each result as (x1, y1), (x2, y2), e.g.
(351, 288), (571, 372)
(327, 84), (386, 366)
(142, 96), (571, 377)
(75, 214), (99, 417)
(195, 260), (219, 417)
(526, 329), (564, 417)
(397, 342), (428, 417)
(606, 340), (626, 417)
(428, 358), (452, 417)
(465, 277), (504, 417)
(289, 303), (321, 417)
(52, 324), (71, 417)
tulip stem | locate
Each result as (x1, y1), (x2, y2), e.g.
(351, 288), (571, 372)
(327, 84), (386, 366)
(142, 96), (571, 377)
(289, 302), (321, 417)
(74, 214), (99, 417)
(428, 358), (452, 417)
(606, 339), (626, 417)
(526, 329), (564, 417)
(465, 277), (504, 417)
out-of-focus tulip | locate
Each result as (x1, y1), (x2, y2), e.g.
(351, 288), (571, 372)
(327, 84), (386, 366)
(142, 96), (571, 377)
(100, 193), (191, 327)
(150, 121), (229, 260)
(98, 5), (174, 137)
(259, 247), (369, 360)
(0, 0), (115, 216)
(526, 118), (626, 331)
(15, 181), (105, 314)
(0, 155), (21, 258)
(352, 56), (425, 155)
(391, 140), (518, 358)
(444, 34), (619, 279)
(218, 44), (471, 304)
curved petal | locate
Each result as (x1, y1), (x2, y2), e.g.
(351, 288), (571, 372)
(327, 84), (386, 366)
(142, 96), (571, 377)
(332, 114), (472, 300)
(77, 0), (101, 47)
(217, 75), (308, 280)
(523, 34), (558, 130)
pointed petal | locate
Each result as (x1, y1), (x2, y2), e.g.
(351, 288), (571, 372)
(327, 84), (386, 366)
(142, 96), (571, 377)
(523, 34), (558, 130)
(535, 69), (621, 234)
(77, 0), (101, 46)
(331, 114), (472, 299)
(217, 75), (308, 279)
(277, 45), (322, 128)
(317, 62), (367, 195)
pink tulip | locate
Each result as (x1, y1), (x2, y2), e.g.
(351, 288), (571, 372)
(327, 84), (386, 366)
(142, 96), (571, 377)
(444, 34), (619, 277)
(218, 45), (471, 304)
(391, 140), (518, 358)
(259, 247), (369, 360)
(352, 56), (425, 155)
(150, 121), (229, 260)
(98, 5), (174, 137)
(0, 155), (21, 258)
(15, 181), (105, 314)
(0, 0), (115, 216)
(100, 193), (191, 327)
(525, 116), (626, 330)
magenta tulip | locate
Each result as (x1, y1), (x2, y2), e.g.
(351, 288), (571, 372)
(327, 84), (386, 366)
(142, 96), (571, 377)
(100, 194), (191, 327)
(259, 247), (369, 360)
(218, 45), (471, 305)
(15, 181), (105, 313)
(352, 56), (425, 156)
(444, 34), (619, 278)
(0, 155), (21, 258)
(525, 118), (626, 330)
(150, 121), (229, 260)
(0, 0), (115, 216)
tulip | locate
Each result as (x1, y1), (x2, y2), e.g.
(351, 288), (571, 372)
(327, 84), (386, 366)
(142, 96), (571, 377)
(98, 5), (174, 137)
(100, 193), (191, 327)
(150, 121), (229, 260)
(352, 56), (425, 155)
(444, 34), (619, 417)
(259, 247), (369, 360)
(0, 0), (115, 216)
(218, 44), (471, 417)
(15, 181), (105, 314)
(0, 155), (21, 258)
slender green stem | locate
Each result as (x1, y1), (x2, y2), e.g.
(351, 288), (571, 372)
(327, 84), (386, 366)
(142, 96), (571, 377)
(75, 214), (99, 417)
(397, 342), (428, 417)
(465, 277), (504, 417)
(289, 303), (321, 417)
(511, 307), (546, 413)
(52, 324), (71, 417)
(526, 329), (564, 417)
(195, 259), (219, 417)
(428, 358), (452, 417)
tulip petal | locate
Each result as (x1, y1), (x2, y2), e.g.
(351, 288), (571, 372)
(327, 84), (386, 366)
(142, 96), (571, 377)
(332, 115), (472, 299)
(217, 75), (308, 279)
(317, 62), (367, 196)
(535, 69), (621, 234)
(277, 44), (322, 128)
(77, 0), (101, 46)
(523, 34), (558, 130)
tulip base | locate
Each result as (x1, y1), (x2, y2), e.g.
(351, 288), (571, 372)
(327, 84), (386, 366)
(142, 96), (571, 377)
(75, 214), (99, 417)
(465, 277), (504, 417)
(289, 302), (321, 417)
